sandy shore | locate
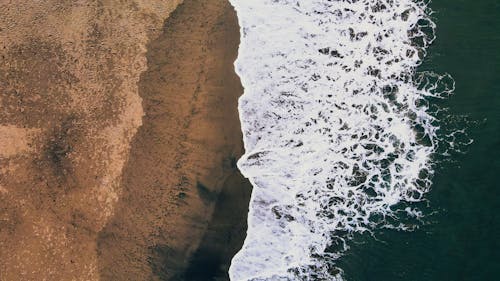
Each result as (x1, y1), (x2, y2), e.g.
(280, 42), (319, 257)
(0, 0), (250, 280)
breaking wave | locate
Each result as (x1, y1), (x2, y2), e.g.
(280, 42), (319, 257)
(229, 0), (458, 280)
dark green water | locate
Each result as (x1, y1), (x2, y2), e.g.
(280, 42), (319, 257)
(338, 1), (500, 280)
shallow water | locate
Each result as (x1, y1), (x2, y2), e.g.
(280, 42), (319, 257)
(229, 0), (499, 280)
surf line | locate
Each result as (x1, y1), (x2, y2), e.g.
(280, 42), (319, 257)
(228, 1), (452, 280)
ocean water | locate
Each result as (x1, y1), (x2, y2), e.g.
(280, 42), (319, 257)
(228, 0), (499, 280)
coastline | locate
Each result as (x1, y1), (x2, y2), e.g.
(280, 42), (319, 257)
(1, 1), (496, 280)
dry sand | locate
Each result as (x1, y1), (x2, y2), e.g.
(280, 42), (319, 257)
(0, 0), (250, 280)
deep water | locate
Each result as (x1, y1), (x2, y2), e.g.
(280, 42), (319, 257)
(336, 1), (500, 280)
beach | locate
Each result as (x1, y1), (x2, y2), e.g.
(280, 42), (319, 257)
(2, 0), (499, 280)
(0, 0), (250, 280)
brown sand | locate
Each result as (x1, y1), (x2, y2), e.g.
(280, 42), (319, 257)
(0, 0), (250, 280)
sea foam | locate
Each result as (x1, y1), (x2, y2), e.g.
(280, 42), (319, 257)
(229, 1), (453, 280)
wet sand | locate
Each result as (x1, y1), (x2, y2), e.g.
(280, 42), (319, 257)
(0, 0), (250, 280)
(97, 1), (251, 280)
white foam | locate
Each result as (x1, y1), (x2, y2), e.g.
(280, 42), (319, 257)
(228, 1), (452, 280)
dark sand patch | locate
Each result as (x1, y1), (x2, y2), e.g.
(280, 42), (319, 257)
(185, 172), (252, 281)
